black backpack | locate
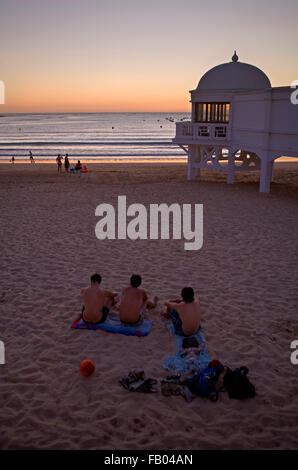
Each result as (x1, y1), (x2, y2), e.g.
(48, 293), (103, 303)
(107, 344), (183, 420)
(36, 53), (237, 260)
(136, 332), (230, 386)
(223, 366), (256, 399)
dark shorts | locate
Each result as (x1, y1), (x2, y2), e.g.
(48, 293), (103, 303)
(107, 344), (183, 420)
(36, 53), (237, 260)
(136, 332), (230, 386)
(121, 306), (145, 326)
(82, 306), (109, 325)
(169, 309), (185, 336)
(121, 315), (142, 326)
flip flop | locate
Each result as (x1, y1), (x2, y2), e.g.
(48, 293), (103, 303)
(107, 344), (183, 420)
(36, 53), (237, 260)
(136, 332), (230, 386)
(136, 378), (158, 393)
(161, 380), (181, 397)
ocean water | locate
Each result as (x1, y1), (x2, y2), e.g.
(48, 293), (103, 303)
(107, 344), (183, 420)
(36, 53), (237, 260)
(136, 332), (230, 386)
(0, 112), (190, 161)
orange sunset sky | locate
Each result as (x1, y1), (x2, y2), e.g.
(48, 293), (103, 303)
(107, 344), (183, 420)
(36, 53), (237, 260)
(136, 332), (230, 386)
(1, 0), (298, 113)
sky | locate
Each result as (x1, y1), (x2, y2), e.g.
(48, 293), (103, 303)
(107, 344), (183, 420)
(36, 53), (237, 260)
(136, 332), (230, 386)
(0, 0), (298, 112)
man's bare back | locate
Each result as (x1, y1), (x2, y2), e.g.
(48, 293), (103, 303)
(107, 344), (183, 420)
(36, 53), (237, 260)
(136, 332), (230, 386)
(81, 286), (107, 322)
(171, 298), (201, 336)
(119, 274), (158, 324)
(80, 273), (117, 323)
(164, 287), (201, 336)
(120, 286), (147, 323)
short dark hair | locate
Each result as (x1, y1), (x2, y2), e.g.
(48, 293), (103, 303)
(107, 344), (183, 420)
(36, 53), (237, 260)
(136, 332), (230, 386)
(130, 274), (142, 288)
(90, 273), (102, 284)
(181, 287), (194, 303)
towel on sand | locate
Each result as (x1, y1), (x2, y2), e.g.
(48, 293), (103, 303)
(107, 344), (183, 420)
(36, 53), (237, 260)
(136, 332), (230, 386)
(71, 314), (152, 336)
(163, 321), (210, 373)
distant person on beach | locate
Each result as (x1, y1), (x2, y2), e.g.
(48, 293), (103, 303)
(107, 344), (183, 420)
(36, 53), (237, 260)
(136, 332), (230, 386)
(119, 274), (158, 325)
(81, 273), (117, 324)
(10, 156), (15, 165)
(56, 154), (63, 173)
(163, 287), (201, 336)
(64, 154), (70, 172)
(29, 151), (35, 163)
(75, 160), (82, 171)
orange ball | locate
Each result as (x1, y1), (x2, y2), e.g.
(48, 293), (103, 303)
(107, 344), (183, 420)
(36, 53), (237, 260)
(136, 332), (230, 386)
(80, 359), (95, 377)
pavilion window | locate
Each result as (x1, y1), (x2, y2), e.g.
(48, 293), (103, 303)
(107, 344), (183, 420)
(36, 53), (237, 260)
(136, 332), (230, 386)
(203, 104), (207, 121)
(225, 103), (230, 122)
(194, 102), (230, 123)
(198, 126), (210, 137)
(182, 124), (193, 136)
(215, 126), (227, 138)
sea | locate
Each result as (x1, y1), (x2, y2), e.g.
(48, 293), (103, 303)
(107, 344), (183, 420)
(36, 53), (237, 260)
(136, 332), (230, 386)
(0, 112), (190, 161)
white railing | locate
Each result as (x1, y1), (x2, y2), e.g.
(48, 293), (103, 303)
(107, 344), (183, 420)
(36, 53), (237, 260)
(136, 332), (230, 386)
(174, 121), (230, 141)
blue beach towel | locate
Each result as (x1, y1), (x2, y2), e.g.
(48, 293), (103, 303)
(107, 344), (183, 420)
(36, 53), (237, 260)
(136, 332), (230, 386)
(163, 321), (210, 373)
(71, 315), (152, 337)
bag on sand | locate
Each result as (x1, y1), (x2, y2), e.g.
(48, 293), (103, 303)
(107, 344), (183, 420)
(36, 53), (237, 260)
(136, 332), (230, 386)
(183, 365), (222, 402)
(223, 366), (256, 399)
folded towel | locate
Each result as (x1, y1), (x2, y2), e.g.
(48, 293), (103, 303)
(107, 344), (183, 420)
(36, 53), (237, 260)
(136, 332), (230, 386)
(163, 321), (210, 373)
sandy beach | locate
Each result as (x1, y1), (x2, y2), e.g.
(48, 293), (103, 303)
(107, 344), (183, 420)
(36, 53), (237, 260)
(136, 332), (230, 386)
(0, 161), (298, 450)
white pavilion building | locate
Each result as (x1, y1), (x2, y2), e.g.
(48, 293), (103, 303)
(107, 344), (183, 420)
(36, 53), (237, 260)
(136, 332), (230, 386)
(173, 52), (298, 192)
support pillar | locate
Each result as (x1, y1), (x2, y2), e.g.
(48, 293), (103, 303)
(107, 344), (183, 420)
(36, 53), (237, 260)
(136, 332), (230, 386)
(187, 145), (196, 181)
(259, 157), (272, 193)
(271, 159), (274, 182)
(194, 146), (200, 178)
(227, 148), (235, 184)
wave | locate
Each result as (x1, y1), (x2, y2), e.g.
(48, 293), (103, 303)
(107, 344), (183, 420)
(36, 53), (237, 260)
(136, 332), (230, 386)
(0, 141), (175, 147)
(0, 154), (185, 159)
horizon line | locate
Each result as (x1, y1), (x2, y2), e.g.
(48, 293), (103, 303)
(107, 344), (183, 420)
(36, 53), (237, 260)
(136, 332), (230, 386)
(0, 110), (191, 115)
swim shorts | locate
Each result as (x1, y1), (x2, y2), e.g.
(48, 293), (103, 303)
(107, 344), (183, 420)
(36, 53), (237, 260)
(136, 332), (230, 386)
(82, 306), (109, 325)
(169, 308), (185, 336)
(121, 307), (145, 326)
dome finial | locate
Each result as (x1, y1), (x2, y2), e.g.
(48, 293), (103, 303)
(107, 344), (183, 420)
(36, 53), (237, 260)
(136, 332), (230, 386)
(232, 50), (239, 62)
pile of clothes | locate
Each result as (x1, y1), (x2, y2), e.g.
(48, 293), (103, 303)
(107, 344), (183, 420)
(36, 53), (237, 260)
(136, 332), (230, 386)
(120, 361), (256, 403)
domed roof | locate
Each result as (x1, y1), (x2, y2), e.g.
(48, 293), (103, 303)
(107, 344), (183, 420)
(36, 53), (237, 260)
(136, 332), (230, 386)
(197, 52), (271, 91)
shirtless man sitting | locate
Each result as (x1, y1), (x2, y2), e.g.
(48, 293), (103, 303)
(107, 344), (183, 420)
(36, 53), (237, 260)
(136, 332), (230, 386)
(163, 287), (201, 336)
(81, 273), (117, 324)
(119, 274), (158, 325)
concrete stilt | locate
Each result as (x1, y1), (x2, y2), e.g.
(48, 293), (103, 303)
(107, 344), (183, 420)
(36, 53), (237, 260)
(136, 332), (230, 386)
(271, 160), (274, 182)
(227, 149), (235, 184)
(259, 158), (272, 193)
(187, 146), (196, 180)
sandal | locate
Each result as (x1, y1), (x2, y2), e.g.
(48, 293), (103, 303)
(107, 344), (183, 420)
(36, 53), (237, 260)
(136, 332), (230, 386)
(136, 378), (158, 393)
(161, 380), (182, 397)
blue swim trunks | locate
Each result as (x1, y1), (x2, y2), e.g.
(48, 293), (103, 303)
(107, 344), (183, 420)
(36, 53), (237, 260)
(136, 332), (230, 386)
(169, 309), (185, 336)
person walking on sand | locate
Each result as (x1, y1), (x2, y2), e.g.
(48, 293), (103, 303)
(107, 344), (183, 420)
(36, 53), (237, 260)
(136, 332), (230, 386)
(81, 273), (118, 325)
(10, 156), (15, 165)
(64, 154), (70, 172)
(56, 154), (63, 173)
(29, 151), (35, 163)
(163, 287), (201, 336)
(119, 274), (158, 326)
